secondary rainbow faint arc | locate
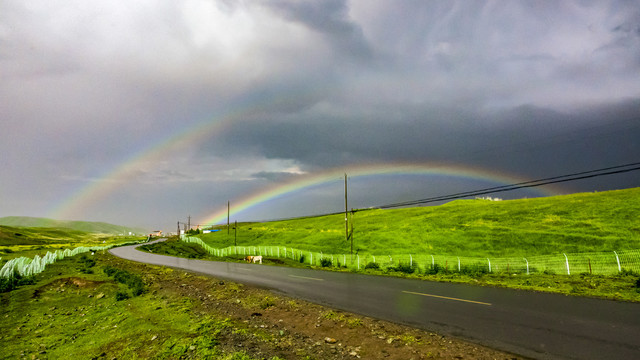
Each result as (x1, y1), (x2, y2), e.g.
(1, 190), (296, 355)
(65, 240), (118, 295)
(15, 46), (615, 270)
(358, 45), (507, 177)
(50, 110), (240, 220)
(49, 82), (335, 220)
(200, 162), (559, 225)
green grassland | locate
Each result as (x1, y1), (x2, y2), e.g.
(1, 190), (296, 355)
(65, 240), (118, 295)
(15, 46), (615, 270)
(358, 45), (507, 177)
(200, 188), (640, 257)
(0, 225), (145, 263)
(0, 252), (281, 359)
(0, 216), (148, 235)
(141, 238), (640, 302)
(2, 249), (517, 359)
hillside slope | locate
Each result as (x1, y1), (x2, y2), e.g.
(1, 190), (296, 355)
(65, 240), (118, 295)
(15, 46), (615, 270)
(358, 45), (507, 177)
(201, 187), (640, 257)
(0, 216), (147, 235)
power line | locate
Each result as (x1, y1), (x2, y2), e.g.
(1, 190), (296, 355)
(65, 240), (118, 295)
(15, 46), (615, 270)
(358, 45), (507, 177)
(194, 162), (640, 225)
(374, 162), (640, 209)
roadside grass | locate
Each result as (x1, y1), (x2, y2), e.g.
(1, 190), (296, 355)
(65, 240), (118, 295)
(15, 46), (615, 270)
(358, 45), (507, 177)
(138, 238), (217, 259)
(160, 188), (640, 302)
(199, 188), (640, 257)
(0, 252), (295, 360)
(1, 247), (520, 359)
(0, 225), (145, 262)
(139, 238), (640, 302)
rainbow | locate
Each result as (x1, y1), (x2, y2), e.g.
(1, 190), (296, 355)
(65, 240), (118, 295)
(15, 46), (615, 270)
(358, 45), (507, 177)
(49, 110), (239, 220)
(199, 162), (559, 225)
(47, 82), (336, 221)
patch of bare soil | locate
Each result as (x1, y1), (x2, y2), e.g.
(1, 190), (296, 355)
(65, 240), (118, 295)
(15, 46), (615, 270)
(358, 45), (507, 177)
(109, 254), (525, 360)
(32, 277), (105, 298)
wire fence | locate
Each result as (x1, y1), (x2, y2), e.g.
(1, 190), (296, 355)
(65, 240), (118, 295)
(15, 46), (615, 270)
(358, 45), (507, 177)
(182, 236), (640, 275)
(0, 240), (148, 279)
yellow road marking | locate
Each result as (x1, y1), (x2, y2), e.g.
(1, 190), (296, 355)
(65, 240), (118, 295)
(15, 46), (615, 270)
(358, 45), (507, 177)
(402, 290), (492, 306)
(289, 275), (324, 281)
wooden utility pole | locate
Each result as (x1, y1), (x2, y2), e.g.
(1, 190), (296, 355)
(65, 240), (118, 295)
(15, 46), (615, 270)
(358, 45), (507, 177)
(227, 201), (230, 235)
(187, 215), (191, 232)
(234, 220), (237, 246)
(345, 173), (351, 260)
(177, 221), (180, 237)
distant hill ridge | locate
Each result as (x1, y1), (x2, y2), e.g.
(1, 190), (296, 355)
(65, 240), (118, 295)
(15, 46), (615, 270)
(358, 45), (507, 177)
(0, 216), (148, 235)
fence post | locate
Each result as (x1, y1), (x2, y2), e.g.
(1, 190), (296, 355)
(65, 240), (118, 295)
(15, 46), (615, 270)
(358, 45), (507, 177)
(487, 258), (491, 273)
(410, 254), (413, 268)
(563, 253), (570, 275)
(431, 255), (434, 269)
(372, 255), (376, 263)
(457, 257), (461, 272)
(310, 252), (313, 265)
(614, 251), (621, 272)
(523, 258), (529, 275)
(357, 255), (360, 270)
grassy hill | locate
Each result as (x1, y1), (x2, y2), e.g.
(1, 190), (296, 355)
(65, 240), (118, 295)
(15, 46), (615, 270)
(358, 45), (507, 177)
(0, 216), (147, 235)
(0, 225), (146, 262)
(200, 187), (640, 257)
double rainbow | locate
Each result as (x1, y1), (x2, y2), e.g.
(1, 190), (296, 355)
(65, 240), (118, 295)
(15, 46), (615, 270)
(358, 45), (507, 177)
(199, 162), (558, 225)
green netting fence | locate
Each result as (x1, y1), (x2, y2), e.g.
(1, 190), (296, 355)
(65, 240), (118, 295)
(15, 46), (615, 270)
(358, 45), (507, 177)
(182, 236), (640, 275)
(0, 240), (148, 279)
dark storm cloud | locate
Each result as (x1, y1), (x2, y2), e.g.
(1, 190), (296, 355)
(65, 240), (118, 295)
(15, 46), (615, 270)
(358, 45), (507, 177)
(201, 99), (640, 188)
(2, 0), (640, 229)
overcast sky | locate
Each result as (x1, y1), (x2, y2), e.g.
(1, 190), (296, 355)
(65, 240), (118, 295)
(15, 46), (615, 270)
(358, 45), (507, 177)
(2, 0), (639, 231)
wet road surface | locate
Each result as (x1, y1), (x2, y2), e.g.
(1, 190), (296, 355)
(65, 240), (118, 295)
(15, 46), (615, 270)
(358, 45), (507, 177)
(110, 240), (640, 360)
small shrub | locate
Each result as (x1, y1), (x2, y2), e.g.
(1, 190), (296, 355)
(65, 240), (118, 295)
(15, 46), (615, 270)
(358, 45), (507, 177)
(364, 262), (380, 270)
(459, 264), (489, 277)
(115, 291), (130, 301)
(299, 254), (306, 263)
(425, 263), (445, 275)
(260, 296), (276, 309)
(103, 266), (117, 277)
(0, 277), (14, 293)
(390, 263), (415, 274)
(620, 268), (638, 277)
(347, 318), (363, 328)
(104, 266), (146, 297)
(320, 258), (332, 267)
(0, 270), (34, 293)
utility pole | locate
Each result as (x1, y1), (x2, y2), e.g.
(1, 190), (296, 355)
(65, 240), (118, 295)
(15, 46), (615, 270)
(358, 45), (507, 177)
(177, 221), (180, 237)
(187, 215), (191, 232)
(234, 220), (237, 247)
(227, 201), (230, 235)
(345, 173), (351, 261)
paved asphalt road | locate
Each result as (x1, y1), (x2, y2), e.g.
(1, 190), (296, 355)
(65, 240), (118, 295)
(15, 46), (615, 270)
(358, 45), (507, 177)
(110, 240), (640, 360)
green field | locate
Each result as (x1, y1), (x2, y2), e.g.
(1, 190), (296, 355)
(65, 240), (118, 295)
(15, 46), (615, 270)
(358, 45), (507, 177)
(0, 216), (148, 235)
(199, 188), (640, 257)
(0, 225), (144, 262)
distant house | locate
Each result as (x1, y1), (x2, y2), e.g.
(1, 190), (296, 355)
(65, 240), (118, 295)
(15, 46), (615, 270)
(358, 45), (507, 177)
(149, 230), (163, 237)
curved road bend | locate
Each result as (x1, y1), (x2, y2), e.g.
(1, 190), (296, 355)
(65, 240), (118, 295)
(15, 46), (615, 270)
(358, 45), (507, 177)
(110, 241), (640, 360)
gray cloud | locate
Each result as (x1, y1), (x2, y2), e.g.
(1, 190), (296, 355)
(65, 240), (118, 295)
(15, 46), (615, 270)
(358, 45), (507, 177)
(1, 0), (639, 230)
(251, 171), (304, 182)
(264, 0), (374, 61)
